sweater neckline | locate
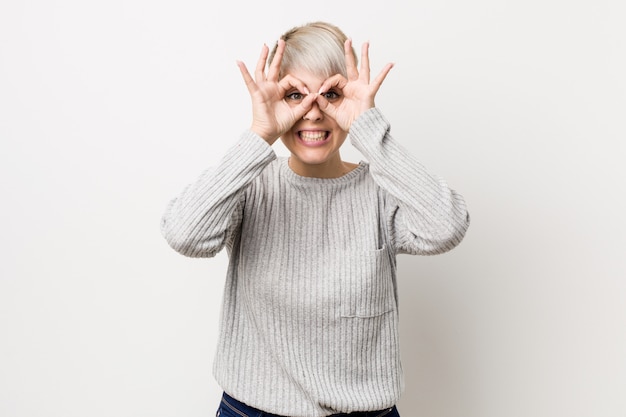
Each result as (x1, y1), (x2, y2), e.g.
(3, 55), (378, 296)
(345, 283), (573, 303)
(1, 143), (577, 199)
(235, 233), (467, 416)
(279, 157), (368, 185)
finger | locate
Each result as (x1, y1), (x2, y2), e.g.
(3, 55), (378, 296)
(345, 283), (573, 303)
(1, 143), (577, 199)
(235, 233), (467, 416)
(315, 93), (338, 119)
(344, 39), (358, 81)
(267, 39), (285, 81)
(237, 60), (258, 95)
(370, 62), (394, 93)
(292, 93), (318, 119)
(318, 74), (347, 95)
(278, 74), (310, 95)
(360, 42), (370, 82)
(254, 44), (269, 82)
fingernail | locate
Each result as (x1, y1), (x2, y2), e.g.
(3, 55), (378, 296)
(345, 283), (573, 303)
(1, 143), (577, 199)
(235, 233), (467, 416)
(304, 87), (310, 95)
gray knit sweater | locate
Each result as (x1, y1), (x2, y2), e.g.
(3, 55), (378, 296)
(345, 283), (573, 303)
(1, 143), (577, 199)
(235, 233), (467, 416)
(161, 108), (470, 417)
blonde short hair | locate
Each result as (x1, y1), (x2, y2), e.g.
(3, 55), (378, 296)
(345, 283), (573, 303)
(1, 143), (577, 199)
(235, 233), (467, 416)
(269, 22), (357, 79)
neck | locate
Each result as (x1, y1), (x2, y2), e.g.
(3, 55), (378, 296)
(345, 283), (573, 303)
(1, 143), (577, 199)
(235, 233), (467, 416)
(288, 155), (356, 179)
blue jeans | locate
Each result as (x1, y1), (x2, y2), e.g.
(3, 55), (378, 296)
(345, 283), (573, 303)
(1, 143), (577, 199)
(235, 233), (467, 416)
(216, 392), (400, 417)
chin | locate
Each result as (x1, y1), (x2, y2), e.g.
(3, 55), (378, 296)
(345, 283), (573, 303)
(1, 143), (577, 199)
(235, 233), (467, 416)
(291, 151), (334, 166)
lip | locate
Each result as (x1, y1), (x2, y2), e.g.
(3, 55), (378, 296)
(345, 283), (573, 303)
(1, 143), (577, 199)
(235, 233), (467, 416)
(297, 130), (330, 147)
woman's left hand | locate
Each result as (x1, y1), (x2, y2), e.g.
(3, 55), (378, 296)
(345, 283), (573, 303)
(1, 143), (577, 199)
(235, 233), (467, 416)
(315, 39), (393, 131)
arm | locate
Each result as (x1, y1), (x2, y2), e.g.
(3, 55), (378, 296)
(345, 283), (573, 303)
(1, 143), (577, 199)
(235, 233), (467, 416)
(349, 108), (470, 255)
(162, 40), (316, 257)
(160, 132), (275, 257)
(316, 39), (468, 254)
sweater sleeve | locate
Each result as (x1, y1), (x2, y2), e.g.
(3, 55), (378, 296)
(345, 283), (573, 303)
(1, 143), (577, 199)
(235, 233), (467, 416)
(160, 131), (276, 258)
(349, 108), (470, 255)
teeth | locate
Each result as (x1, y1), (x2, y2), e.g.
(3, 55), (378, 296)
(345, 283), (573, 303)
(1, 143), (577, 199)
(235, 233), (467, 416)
(300, 131), (327, 141)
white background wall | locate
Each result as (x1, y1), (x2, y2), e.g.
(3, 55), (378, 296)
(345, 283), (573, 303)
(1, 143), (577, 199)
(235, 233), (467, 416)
(1, 1), (624, 416)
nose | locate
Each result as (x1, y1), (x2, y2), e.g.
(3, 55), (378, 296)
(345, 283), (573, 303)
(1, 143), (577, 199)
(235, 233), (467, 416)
(303, 101), (323, 121)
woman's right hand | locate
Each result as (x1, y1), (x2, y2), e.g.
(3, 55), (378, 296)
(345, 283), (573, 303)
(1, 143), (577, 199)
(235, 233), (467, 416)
(237, 40), (317, 144)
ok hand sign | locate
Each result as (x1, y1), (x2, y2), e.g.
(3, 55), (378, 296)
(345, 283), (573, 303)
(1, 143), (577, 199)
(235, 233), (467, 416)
(316, 39), (394, 131)
(237, 40), (317, 144)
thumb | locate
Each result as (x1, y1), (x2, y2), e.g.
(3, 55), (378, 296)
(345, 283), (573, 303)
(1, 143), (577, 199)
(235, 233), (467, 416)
(292, 93), (318, 119)
(315, 94), (338, 119)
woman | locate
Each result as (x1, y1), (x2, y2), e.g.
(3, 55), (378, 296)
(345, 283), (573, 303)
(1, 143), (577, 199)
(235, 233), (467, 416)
(161, 21), (470, 417)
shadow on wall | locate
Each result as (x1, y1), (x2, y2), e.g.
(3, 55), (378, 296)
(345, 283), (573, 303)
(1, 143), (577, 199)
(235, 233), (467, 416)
(397, 251), (477, 416)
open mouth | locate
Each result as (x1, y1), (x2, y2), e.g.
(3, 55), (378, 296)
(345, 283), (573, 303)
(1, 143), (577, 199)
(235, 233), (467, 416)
(298, 130), (330, 145)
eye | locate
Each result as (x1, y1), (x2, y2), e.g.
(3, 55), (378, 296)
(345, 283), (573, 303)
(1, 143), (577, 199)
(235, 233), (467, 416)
(285, 92), (305, 101)
(322, 90), (341, 101)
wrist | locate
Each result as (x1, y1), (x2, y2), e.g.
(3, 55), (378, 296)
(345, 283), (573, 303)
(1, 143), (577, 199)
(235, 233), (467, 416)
(250, 125), (279, 145)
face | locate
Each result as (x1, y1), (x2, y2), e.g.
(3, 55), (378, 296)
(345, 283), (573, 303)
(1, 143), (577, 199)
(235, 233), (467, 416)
(280, 69), (348, 177)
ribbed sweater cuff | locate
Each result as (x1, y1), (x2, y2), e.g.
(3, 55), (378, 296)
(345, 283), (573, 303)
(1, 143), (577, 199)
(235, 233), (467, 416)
(348, 108), (391, 157)
(228, 130), (276, 169)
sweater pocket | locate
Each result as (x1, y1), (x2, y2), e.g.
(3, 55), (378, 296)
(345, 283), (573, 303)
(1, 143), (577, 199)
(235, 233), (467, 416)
(340, 246), (395, 318)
